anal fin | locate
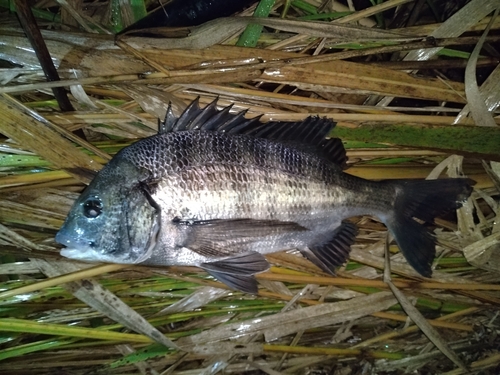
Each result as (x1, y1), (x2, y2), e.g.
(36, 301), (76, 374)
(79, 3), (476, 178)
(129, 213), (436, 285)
(200, 252), (269, 294)
(301, 221), (358, 274)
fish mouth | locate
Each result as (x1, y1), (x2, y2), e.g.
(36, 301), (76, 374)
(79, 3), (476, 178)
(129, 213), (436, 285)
(60, 247), (131, 264)
(60, 247), (103, 262)
(56, 232), (98, 262)
(56, 231), (104, 262)
(56, 229), (155, 264)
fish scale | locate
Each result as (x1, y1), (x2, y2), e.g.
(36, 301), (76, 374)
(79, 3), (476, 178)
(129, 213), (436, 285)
(56, 98), (473, 293)
(156, 163), (327, 222)
(145, 132), (355, 223)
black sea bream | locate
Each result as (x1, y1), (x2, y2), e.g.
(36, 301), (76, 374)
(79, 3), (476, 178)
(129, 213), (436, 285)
(56, 99), (473, 293)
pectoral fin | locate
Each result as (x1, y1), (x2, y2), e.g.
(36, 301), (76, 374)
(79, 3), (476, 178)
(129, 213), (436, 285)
(175, 218), (307, 257)
(200, 252), (270, 293)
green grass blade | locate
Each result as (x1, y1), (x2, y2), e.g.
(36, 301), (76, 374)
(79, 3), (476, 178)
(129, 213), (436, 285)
(236, 0), (276, 47)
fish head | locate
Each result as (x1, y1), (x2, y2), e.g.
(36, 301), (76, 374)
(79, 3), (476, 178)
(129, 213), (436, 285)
(56, 157), (160, 265)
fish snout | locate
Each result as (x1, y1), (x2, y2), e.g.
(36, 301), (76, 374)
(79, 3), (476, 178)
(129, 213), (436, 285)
(55, 229), (94, 251)
(56, 230), (101, 262)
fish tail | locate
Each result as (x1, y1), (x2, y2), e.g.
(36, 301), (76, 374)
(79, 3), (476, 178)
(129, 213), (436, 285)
(384, 178), (474, 277)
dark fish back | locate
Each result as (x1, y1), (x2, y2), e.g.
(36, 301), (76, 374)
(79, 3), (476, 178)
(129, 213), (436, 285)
(119, 130), (343, 186)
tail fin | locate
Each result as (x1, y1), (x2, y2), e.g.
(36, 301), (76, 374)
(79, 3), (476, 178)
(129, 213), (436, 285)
(385, 178), (473, 277)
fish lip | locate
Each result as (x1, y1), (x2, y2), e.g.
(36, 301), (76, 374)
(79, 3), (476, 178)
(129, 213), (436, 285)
(59, 246), (135, 264)
(60, 247), (99, 262)
(55, 231), (87, 248)
(55, 231), (101, 262)
(59, 247), (121, 263)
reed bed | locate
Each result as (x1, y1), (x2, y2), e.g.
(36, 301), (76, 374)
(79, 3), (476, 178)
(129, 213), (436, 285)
(0, 0), (499, 374)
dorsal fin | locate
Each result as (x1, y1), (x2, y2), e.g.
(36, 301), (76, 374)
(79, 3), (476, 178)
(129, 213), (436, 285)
(319, 138), (348, 169)
(158, 97), (346, 166)
(158, 104), (177, 134)
(246, 117), (333, 146)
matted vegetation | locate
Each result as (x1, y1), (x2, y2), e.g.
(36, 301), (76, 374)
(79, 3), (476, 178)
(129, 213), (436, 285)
(0, 0), (499, 374)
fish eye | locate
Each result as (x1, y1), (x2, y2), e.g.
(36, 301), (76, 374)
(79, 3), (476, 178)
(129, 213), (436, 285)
(83, 198), (103, 219)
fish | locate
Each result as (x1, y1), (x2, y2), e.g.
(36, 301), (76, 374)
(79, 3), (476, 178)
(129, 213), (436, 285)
(56, 98), (473, 293)
(119, 0), (257, 35)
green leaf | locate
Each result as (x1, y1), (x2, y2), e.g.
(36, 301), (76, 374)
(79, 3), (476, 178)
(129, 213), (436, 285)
(110, 344), (173, 368)
(236, 0), (276, 47)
